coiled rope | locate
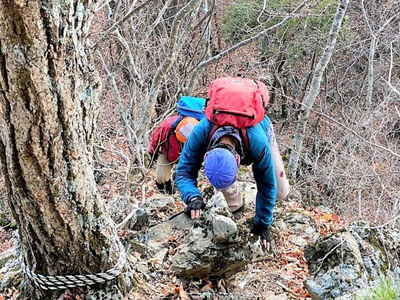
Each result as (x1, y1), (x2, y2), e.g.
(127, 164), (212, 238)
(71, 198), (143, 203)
(19, 241), (127, 290)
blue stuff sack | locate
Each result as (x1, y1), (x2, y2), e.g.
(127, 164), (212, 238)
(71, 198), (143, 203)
(176, 96), (206, 120)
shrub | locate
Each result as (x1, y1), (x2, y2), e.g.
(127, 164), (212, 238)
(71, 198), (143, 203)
(359, 277), (400, 300)
(222, 0), (260, 43)
(222, 0), (340, 61)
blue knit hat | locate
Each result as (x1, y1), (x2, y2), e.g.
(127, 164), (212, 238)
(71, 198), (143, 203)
(204, 148), (238, 189)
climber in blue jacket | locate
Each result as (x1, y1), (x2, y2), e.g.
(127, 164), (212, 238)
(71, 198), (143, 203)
(175, 115), (278, 250)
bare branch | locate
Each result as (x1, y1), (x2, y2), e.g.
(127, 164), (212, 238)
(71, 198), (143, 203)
(196, 0), (308, 70)
(286, 97), (400, 160)
(257, 0), (267, 24)
(366, 36), (376, 106)
(385, 41), (400, 97)
(105, 0), (154, 32)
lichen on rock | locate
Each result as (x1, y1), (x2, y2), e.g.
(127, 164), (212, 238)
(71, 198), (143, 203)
(304, 221), (400, 299)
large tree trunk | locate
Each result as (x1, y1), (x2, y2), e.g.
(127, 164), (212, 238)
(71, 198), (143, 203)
(0, 1), (129, 299)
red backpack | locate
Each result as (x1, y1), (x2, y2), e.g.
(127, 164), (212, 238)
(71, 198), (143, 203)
(205, 77), (269, 151)
(205, 77), (269, 128)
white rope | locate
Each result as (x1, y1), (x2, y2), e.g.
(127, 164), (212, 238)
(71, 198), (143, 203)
(19, 241), (127, 290)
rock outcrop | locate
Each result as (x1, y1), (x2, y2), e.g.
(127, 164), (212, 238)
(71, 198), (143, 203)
(304, 222), (400, 299)
(136, 185), (266, 278)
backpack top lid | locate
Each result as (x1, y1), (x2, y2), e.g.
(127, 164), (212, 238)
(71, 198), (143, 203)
(205, 77), (268, 128)
(176, 96), (206, 120)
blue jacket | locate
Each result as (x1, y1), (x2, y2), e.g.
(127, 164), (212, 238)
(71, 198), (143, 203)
(175, 116), (277, 228)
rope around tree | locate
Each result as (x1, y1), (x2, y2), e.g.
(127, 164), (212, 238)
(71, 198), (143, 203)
(19, 239), (127, 291)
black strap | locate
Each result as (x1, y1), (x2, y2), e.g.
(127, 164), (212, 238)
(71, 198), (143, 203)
(207, 123), (219, 150)
(209, 142), (237, 156)
(164, 115), (184, 160)
(207, 124), (249, 156)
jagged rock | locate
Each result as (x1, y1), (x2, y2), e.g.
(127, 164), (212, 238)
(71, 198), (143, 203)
(132, 208), (149, 230)
(118, 207), (149, 231)
(290, 236), (308, 247)
(304, 221), (400, 299)
(108, 196), (134, 223)
(169, 191), (263, 278)
(146, 222), (174, 254)
(212, 215), (238, 242)
(283, 211), (319, 243)
(137, 184), (265, 279)
(169, 212), (193, 230)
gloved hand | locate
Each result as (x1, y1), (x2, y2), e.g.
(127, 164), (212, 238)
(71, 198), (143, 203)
(155, 180), (175, 195)
(251, 222), (272, 252)
(184, 196), (205, 219)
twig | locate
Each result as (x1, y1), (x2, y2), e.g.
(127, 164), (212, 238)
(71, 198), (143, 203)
(368, 214), (400, 229)
(257, 0), (267, 24)
(311, 109), (400, 159)
(117, 207), (139, 230)
(250, 255), (275, 264)
(194, 0), (308, 70)
(276, 281), (299, 298)
(314, 240), (344, 274)
(105, 0), (154, 32)
(385, 41), (400, 97)
(95, 144), (129, 164)
(187, 0), (310, 90)
(288, 0), (350, 176)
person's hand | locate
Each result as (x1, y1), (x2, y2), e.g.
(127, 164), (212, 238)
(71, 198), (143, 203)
(185, 196), (205, 219)
(251, 223), (272, 252)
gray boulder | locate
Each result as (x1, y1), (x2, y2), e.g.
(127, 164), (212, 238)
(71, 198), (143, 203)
(304, 221), (400, 299)
(138, 185), (265, 278)
(169, 191), (264, 277)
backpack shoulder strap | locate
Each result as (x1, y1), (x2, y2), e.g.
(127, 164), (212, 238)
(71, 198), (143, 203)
(240, 128), (250, 151)
(239, 128), (254, 165)
(171, 115), (184, 131)
(207, 123), (219, 150)
(163, 115), (184, 160)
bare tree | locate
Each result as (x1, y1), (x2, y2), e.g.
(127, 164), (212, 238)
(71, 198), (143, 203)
(0, 1), (131, 299)
(97, 0), (206, 163)
(288, 0), (350, 177)
(362, 0), (400, 106)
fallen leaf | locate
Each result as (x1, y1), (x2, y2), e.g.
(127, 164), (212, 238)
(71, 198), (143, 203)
(178, 284), (190, 300)
(320, 213), (333, 222)
(331, 214), (340, 222)
(319, 213), (341, 223)
(161, 283), (177, 296)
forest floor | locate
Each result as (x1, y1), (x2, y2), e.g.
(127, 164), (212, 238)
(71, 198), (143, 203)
(120, 185), (347, 300)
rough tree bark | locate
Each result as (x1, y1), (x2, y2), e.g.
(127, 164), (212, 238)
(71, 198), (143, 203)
(0, 1), (130, 299)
